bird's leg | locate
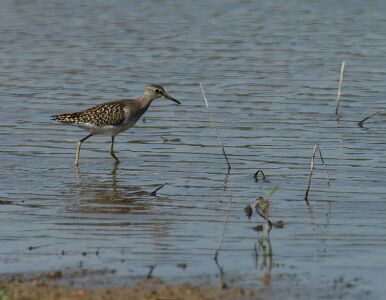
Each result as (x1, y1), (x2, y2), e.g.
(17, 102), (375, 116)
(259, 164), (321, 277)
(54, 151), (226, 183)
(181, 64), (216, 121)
(75, 133), (93, 166)
(110, 136), (120, 163)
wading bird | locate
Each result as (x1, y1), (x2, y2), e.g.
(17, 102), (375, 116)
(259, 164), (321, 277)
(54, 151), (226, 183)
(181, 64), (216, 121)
(52, 84), (180, 166)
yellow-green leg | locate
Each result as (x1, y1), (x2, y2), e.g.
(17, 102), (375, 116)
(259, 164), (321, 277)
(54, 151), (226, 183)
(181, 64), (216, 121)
(110, 136), (120, 163)
(75, 133), (93, 166)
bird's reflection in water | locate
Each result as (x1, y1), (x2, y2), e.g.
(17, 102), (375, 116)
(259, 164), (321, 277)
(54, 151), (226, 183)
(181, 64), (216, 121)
(62, 164), (170, 251)
(70, 163), (155, 215)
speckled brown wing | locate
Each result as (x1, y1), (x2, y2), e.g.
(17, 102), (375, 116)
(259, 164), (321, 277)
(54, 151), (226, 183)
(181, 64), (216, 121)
(53, 101), (127, 126)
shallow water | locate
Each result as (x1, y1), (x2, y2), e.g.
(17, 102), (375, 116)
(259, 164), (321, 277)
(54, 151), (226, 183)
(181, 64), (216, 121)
(1, 0), (386, 298)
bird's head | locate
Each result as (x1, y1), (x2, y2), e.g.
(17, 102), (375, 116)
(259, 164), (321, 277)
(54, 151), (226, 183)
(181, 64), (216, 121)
(144, 84), (180, 104)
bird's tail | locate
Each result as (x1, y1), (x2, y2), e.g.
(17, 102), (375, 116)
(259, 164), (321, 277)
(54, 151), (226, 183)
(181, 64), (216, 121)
(51, 113), (77, 124)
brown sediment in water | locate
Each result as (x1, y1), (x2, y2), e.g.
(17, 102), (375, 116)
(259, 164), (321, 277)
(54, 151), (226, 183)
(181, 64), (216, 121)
(0, 278), (256, 300)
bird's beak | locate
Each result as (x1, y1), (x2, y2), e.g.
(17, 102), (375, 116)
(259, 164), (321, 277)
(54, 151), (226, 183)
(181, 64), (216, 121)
(163, 92), (181, 104)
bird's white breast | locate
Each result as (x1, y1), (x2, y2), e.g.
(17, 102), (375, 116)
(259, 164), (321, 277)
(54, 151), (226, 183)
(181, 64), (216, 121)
(75, 118), (136, 136)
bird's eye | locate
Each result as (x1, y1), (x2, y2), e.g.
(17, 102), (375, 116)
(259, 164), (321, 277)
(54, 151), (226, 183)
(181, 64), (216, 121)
(154, 88), (160, 93)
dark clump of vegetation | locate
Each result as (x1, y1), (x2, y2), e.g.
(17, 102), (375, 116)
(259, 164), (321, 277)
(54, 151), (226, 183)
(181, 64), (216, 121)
(253, 169), (268, 182)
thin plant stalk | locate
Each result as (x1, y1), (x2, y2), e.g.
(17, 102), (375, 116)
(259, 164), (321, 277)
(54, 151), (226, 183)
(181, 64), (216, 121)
(335, 61), (346, 115)
(146, 263), (158, 278)
(211, 163), (232, 284)
(317, 146), (331, 188)
(255, 207), (273, 232)
(304, 144), (331, 205)
(199, 83), (231, 171)
(358, 110), (385, 128)
(254, 242), (259, 268)
(196, 83), (234, 282)
(150, 182), (167, 196)
(214, 188), (233, 262)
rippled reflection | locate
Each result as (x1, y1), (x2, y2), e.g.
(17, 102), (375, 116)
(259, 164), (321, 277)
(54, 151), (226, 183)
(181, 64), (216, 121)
(71, 163), (150, 215)
(1, 0), (386, 297)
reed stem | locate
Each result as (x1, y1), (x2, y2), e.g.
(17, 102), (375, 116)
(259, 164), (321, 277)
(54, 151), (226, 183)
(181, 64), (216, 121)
(199, 83), (231, 172)
(335, 61), (346, 115)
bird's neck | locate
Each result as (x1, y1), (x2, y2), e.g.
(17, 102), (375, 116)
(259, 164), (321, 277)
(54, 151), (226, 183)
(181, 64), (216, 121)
(137, 95), (156, 109)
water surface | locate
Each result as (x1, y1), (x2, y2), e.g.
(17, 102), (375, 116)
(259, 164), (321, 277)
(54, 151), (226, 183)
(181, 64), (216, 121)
(1, 0), (386, 299)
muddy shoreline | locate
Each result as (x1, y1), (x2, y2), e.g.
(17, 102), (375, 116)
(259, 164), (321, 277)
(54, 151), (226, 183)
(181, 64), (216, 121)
(0, 278), (257, 300)
(0, 268), (367, 300)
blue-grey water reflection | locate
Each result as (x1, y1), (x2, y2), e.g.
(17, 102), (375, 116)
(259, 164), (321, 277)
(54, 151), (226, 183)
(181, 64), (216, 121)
(1, 0), (386, 298)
